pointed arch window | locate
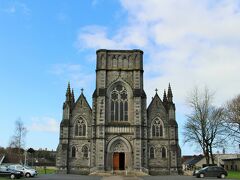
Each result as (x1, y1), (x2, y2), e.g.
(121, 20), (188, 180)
(150, 147), (155, 159)
(110, 84), (128, 122)
(162, 147), (167, 158)
(72, 146), (76, 158)
(74, 117), (87, 136)
(152, 118), (164, 137)
(75, 123), (78, 136)
(82, 145), (89, 158)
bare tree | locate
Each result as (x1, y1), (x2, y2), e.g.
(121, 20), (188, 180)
(205, 107), (226, 164)
(183, 87), (226, 165)
(9, 118), (27, 163)
(225, 94), (240, 143)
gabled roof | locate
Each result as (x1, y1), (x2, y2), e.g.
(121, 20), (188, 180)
(147, 92), (166, 112)
(74, 92), (92, 111)
(183, 155), (205, 165)
(222, 158), (240, 161)
(92, 89), (97, 98)
(182, 155), (194, 163)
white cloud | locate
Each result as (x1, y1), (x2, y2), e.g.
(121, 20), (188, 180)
(28, 117), (59, 133)
(50, 63), (95, 90)
(76, 24), (148, 50)
(76, 0), (240, 107)
(2, 2), (30, 15)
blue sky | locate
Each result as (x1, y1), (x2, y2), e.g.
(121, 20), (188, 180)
(0, 0), (240, 155)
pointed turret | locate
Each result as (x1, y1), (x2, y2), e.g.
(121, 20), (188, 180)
(167, 83), (173, 102)
(65, 82), (72, 103)
(71, 88), (75, 105)
(163, 89), (167, 103)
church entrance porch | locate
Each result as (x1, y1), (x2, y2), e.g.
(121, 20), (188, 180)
(113, 152), (125, 170)
(106, 136), (132, 171)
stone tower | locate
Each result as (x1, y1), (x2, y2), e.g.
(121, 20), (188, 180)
(56, 49), (182, 175)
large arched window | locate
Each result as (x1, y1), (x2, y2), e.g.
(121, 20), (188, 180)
(152, 118), (163, 137)
(74, 117), (87, 136)
(150, 147), (155, 159)
(72, 146), (76, 158)
(161, 147), (167, 158)
(110, 84), (128, 122)
(82, 145), (89, 158)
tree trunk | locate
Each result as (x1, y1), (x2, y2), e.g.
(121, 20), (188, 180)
(209, 144), (215, 165)
(205, 146), (210, 165)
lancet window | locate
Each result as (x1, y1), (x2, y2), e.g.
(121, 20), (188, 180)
(82, 145), (89, 158)
(162, 147), (167, 158)
(72, 146), (76, 158)
(150, 147), (155, 159)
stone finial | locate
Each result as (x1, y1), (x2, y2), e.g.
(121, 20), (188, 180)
(167, 83), (173, 102)
(71, 88), (75, 104)
(163, 89), (167, 103)
(66, 82), (71, 102)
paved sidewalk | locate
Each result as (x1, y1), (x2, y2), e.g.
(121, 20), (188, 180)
(101, 176), (142, 180)
(28, 174), (237, 180)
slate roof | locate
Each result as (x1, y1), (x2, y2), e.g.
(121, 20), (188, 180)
(183, 155), (204, 165)
(222, 158), (240, 161)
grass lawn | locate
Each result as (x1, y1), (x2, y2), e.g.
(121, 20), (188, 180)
(228, 171), (240, 179)
(36, 167), (56, 174)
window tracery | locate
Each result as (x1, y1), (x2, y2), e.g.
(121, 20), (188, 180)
(110, 84), (128, 122)
(74, 117), (87, 136)
(152, 118), (163, 137)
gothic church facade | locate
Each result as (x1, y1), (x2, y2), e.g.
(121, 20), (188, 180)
(56, 49), (182, 175)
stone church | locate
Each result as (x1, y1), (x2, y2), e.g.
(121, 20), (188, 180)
(56, 49), (182, 175)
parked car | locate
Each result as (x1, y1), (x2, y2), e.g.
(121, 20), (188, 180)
(0, 165), (22, 179)
(23, 165), (38, 177)
(194, 166), (228, 178)
(8, 164), (37, 178)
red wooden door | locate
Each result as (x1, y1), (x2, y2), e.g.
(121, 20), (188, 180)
(113, 153), (119, 170)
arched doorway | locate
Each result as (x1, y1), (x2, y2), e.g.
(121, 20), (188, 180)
(106, 136), (132, 171)
(113, 152), (125, 170)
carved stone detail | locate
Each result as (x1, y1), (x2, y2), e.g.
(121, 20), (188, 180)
(112, 142), (125, 152)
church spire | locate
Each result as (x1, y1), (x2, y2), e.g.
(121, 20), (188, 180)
(71, 88), (75, 104)
(167, 83), (173, 102)
(65, 82), (72, 102)
(163, 89), (167, 103)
